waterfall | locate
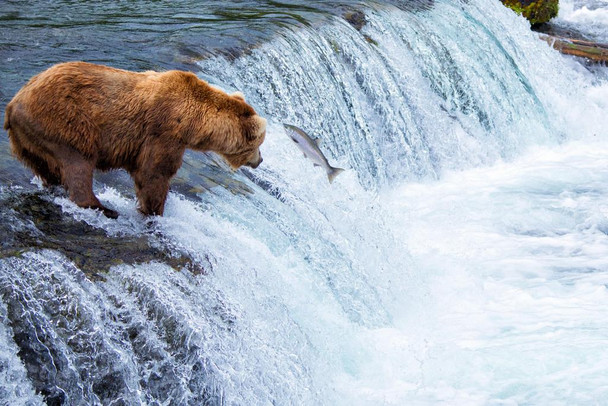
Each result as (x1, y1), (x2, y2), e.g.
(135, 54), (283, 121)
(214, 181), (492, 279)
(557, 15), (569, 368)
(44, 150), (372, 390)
(1, 0), (606, 405)
(198, 0), (586, 188)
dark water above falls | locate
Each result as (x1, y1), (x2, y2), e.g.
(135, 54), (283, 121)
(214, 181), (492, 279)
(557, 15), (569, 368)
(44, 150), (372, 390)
(1, 0), (608, 405)
(0, 0), (337, 73)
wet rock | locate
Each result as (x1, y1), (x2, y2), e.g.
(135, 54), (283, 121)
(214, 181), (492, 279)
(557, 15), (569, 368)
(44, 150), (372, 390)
(177, 151), (254, 197)
(0, 190), (203, 277)
(241, 168), (286, 203)
(501, 0), (559, 25)
(343, 10), (366, 31)
(0, 149), (254, 279)
(3, 288), (76, 405)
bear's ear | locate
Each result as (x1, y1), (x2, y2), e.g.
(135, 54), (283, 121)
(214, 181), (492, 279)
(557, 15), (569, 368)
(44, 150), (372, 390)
(232, 91), (245, 101)
(247, 115), (267, 140)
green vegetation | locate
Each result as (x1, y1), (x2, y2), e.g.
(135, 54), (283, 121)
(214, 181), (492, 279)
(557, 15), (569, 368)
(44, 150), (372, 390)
(501, 0), (559, 25)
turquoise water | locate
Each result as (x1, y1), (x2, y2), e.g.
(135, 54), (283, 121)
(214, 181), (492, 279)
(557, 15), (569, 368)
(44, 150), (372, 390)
(1, 0), (607, 404)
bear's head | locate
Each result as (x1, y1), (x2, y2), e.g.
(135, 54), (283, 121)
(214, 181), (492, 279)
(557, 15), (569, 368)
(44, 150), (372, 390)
(216, 91), (267, 170)
(185, 79), (267, 170)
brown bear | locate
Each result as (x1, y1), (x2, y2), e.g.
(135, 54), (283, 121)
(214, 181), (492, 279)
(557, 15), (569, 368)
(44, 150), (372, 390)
(4, 61), (266, 218)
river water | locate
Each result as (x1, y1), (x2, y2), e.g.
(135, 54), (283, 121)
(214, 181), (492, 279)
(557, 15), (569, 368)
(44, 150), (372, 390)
(557, 0), (608, 42)
(0, 0), (607, 405)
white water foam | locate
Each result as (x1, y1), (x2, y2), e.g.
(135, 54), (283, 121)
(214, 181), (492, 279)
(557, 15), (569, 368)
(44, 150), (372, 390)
(367, 139), (608, 404)
(558, 0), (608, 42)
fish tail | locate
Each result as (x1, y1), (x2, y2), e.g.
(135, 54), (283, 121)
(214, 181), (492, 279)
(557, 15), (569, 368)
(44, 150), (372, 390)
(327, 167), (345, 184)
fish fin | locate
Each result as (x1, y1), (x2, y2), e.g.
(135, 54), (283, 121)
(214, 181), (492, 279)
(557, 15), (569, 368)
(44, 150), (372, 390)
(327, 167), (345, 184)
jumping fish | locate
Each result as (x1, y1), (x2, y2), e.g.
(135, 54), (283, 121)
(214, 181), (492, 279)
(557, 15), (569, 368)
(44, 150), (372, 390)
(283, 123), (345, 184)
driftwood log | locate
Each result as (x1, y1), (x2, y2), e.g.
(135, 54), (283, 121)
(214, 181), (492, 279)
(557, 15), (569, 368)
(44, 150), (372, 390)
(539, 34), (608, 63)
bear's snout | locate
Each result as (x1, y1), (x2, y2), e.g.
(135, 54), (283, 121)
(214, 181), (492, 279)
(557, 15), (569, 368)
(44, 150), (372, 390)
(247, 154), (263, 169)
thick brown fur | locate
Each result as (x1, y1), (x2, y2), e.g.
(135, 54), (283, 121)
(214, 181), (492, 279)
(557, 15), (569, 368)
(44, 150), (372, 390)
(4, 61), (267, 217)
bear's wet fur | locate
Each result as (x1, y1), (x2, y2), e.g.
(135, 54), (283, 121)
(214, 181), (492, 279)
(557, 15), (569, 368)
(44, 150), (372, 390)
(4, 61), (266, 217)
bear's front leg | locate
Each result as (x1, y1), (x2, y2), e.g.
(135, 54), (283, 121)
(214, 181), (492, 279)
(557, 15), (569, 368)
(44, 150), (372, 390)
(132, 169), (173, 216)
(132, 144), (184, 216)
(56, 145), (119, 218)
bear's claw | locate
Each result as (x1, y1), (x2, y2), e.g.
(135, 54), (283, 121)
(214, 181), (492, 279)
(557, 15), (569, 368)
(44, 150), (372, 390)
(100, 207), (119, 219)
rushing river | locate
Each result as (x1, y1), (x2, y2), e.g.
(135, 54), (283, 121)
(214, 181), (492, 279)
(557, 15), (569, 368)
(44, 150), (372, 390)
(557, 0), (608, 42)
(0, 0), (607, 405)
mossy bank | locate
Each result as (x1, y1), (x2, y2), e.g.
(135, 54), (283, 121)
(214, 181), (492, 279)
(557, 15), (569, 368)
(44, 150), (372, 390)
(501, 0), (559, 25)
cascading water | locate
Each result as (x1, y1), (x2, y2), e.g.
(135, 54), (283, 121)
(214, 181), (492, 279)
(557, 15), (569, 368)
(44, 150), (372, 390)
(556, 0), (608, 42)
(1, 0), (607, 405)
(201, 1), (568, 189)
